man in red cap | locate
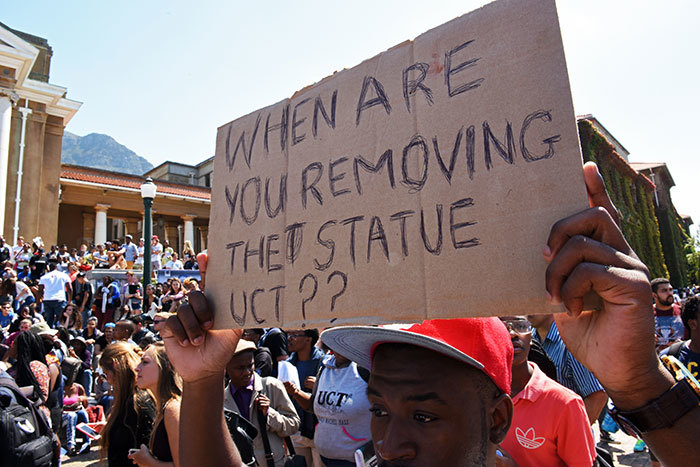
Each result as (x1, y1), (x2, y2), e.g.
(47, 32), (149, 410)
(162, 164), (700, 466)
(320, 318), (516, 465)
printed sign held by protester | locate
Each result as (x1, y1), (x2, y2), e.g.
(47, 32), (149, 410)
(207, 0), (588, 328)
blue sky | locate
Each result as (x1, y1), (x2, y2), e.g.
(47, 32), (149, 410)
(5, 0), (699, 236)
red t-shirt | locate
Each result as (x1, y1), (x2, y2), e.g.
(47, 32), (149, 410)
(502, 362), (596, 467)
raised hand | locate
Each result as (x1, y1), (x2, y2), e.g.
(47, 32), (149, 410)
(546, 162), (667, 409)
(162, 290), (241, 383)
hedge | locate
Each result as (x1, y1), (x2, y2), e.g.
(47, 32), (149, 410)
(578, 120), (669, 279)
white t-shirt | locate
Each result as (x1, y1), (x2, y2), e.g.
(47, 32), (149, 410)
(152, 243), (163, 263)
(313, 355), (371, 461)
(15, 281), (33, 303)
(164, 259), (183, 270)
(276, 360), (300, 387)
(135, 246), (145, 265)
(39, 270), (71, 301)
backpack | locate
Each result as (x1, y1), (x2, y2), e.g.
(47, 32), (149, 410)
(666, 340), (687, 359)
(0, 377), (55, 467)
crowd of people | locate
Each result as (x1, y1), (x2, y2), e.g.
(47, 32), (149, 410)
(0, 234), (199, 280)
(0, 163), (699, 467)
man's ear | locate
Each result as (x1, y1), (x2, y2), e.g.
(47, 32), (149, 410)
(489, 393), (513, 444)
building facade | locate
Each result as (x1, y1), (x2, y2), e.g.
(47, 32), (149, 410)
(0, 22), (81, 246)
(58, 165), (211, 253)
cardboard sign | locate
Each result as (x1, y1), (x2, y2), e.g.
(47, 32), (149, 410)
(207, 0), (588, 329)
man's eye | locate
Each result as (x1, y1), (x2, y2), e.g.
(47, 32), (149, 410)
(413, 413), (436, 423)
(369, 407), (388, 417)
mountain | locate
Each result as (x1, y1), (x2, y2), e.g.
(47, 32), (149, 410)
(61, 132), (154, 175)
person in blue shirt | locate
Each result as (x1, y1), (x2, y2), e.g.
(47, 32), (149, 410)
(0, 296), (16, 329)
(529, 313), (607, 425)
(284, 329), (325, 467)
(661, 296), (700, 380)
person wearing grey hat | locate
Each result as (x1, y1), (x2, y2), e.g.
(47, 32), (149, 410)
(224, 339), (300, 466)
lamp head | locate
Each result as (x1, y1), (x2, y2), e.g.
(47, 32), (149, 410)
(140, 177), (157, 199)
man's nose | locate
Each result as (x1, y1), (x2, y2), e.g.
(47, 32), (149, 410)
(375, 418), (416, 462)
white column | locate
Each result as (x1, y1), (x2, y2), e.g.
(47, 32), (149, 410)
(94, 204), (110, 245)
(0, 96), (12, 236)
(182, 214), (195, 248)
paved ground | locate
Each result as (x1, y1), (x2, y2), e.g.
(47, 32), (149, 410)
(62, 424), (653, 466)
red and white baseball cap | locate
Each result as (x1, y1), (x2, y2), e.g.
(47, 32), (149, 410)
(321, 317), (513, 394)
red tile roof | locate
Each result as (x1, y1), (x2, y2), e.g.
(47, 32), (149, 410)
(60, 165), (211, 201)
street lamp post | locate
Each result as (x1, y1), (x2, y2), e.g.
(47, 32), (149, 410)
(140, 178), (157, 311)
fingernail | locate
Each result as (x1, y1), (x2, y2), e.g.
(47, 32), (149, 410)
(202, 321), (213, 329)
(193, 336), (203, 345)
(543, 246), (551, 257)
(179, 339), (189, 347)
(545, 291), (553, 303)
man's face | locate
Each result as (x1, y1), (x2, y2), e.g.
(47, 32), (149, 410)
(368, 344), (509, 466)
(19, 320), (31, 332)
(1, 303), (12, 316)
(227, 351), (255, 389)
(287, 330), (310, 353)
(653, 283), (675, 307)
(526, 313), (552, 329)
(500, 316), (532, 367)
(114, 324), (129, 341)
(104, 327), (114, 341)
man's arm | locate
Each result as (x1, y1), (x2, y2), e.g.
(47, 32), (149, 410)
(547, 162), (700, 466)
(162, 292), (243, 466)
(263, 380), (300, 437)
(582, 390), (607, 425)
(65, 279), (72, 301)
(79, 288), (89, 310)
(181, 374), (240, 466)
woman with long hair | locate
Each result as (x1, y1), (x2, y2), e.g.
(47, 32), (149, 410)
(99, 342), (156, 466)
(128, 342), (182, 466)
(9, 331), (52, 423)
(181, 241), (196, 269)
(159, 279), (184, 313)
(59, 302), (82, 333)
(143, 284), (161, 318)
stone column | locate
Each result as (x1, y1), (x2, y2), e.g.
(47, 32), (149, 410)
(181, 214), (195, 248)
(198, 226), (208, 251)
(0, 96), (12, 236)
(94, 204), (110, 245)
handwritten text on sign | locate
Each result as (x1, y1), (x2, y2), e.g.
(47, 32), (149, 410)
(207, 0), (588, 328)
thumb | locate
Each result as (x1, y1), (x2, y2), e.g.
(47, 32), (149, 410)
(583, 162), (620, 226)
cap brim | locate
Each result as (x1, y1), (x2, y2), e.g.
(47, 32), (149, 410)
(321, 326), (485, 372)
(38, 330), (59, 337)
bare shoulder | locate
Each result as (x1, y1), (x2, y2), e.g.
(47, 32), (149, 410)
(164, 397), (182, 421)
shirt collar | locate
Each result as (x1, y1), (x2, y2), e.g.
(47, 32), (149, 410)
(512, 362), (547, 404)
(231, 375), (255, 395)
